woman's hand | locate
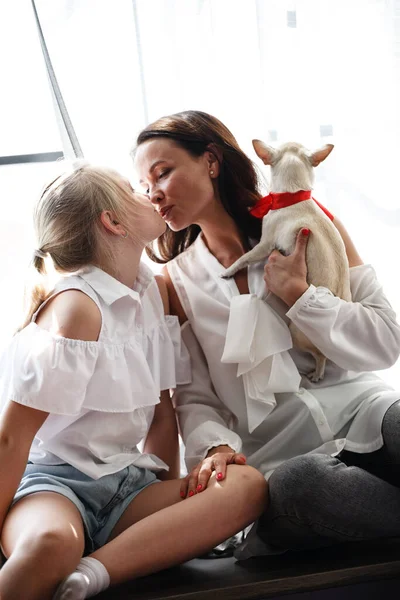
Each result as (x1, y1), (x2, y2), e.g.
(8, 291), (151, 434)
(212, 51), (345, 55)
(264, 228), (310, 307)
(180, 445), (247, 499)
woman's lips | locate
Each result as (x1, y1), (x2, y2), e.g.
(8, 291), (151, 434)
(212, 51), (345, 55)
(160, 205), (174, 220)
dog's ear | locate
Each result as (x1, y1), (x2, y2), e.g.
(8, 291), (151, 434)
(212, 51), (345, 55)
(308, 144), (334, 167)
(252, 140), (276, 165)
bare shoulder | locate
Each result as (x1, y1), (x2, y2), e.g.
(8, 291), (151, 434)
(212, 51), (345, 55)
(332, 217), (364, 268)
(155, 274), (170, 315)
(36, 289), (101, 341)
(161, 266), (188, 326)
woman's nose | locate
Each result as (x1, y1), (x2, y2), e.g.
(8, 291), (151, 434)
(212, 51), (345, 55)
(149, 188), (164, 204)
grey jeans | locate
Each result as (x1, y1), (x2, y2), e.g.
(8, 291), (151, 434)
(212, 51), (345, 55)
(258, 400), (400, 551)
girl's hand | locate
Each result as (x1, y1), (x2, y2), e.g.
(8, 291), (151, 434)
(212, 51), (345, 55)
(264, 228), (310, 307)
(180, 446), (247, 499)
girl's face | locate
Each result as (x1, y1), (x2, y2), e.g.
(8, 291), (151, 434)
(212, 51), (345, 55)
(134, 138), (218, 231)
(120, 178), (167, 243)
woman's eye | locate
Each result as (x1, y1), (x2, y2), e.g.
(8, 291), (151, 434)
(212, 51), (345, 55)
(158, 168), (170, 180)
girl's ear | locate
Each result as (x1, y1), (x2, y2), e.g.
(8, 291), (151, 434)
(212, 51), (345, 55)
(100, 210), (125, 235)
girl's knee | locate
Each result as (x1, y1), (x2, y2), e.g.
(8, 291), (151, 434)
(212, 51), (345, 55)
(224, 465), (268, 511)
(6, 526), (83, 574)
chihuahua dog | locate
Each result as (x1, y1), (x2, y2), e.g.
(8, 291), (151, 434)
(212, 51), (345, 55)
(222, 140), (351, 381)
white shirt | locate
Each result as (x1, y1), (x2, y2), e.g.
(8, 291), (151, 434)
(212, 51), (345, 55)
(168, 234), (400, 479)
(0, 264), (191, 479)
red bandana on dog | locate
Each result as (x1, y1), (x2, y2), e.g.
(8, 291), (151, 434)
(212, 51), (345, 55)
(250, 190), (334, 221)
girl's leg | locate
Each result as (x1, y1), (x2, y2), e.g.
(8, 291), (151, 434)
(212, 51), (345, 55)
(57, 464), (266, 597)
(95, 464), (266, 584)
(107, 477), (186, 541)
(0, 492), (85, 600)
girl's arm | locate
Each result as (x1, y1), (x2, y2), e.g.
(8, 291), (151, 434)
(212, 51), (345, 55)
(0, 402), (48, 533)
(143, 389), (180, 480)
(142, 276), (180, 480)
(0, 289), (101, 531)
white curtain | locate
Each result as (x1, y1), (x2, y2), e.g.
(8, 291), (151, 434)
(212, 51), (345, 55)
(3, 0), (400, 385)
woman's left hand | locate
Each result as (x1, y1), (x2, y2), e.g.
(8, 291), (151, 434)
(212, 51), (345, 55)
(264, 228), (310, 307)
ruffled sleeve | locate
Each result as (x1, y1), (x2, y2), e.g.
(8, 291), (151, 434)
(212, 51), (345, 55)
(144, 315), (191, 392)
(0, 322), (164, 416)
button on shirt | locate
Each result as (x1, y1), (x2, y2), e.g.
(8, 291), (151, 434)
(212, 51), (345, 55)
(0, 265), (191, 479)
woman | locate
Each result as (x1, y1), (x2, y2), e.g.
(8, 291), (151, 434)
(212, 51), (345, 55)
(133, 110), (400, 555)
(0, 162), (267, 600)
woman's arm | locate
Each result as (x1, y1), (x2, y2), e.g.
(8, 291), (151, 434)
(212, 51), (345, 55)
(265, 229), (400, 371)
(332, 217), (364, 268)
(0, 402), (48, 532)
(286, 263), (400, 371)
(162, 268), (242, 465)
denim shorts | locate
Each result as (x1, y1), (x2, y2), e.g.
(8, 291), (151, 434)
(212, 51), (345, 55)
(12, 462), (159, 553)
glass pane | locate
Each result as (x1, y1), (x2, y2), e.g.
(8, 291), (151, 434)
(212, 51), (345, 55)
(0, 162), (61, 346)
(0, 1), (63, 156)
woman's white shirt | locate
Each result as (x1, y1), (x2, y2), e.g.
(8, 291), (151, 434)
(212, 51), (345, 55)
(167, 234), (400, 479)
(0, 264), (190, 479)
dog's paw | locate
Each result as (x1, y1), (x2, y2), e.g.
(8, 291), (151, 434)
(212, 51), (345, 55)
(306, 370), (324, 383)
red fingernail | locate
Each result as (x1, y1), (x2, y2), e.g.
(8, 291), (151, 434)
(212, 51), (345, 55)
(180, 491), (185, 498)
(189, 490), (194, 497)
(196, 484), (203, 492)
(216, 473), (223, 481)
(302, 228), (310, 236)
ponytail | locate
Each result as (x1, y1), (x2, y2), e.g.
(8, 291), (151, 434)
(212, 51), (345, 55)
(17, 252), (53, 332)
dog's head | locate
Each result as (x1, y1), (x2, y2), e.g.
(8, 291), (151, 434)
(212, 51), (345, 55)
(252, 140), (334, 193)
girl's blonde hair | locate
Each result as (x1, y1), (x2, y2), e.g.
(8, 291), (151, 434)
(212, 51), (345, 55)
(20, 162), (134, 330)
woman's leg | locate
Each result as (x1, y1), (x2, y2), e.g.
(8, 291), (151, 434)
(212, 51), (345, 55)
(380, 399), (400, 469)
(0, 492), (85, 600)
(340, 400), (400, 487)
(258, 452), (400, 552)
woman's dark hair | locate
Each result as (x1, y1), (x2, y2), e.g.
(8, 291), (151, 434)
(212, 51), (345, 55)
(133, 110), (263, 263)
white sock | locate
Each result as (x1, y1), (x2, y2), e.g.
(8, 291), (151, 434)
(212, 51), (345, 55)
(53, 557), (110, 599)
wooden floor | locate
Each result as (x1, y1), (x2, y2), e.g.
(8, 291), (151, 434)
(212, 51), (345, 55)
(96, 538), (400, 600)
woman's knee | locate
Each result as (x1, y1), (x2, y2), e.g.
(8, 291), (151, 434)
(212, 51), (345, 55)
(268, 453), (340, 511)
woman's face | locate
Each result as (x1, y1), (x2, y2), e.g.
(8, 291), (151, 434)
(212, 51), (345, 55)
(134, 138), (217, 231)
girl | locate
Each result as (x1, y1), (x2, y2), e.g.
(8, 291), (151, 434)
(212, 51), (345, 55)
(133, 110), (400, 556)
(0, 162), (267, 599)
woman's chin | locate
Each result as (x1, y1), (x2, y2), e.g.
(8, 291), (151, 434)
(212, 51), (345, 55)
(166, 218), (191, 233)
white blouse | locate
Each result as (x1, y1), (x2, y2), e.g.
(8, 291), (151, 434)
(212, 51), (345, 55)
(168, 234), (400, 479)
(0, 264), (191, 479)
